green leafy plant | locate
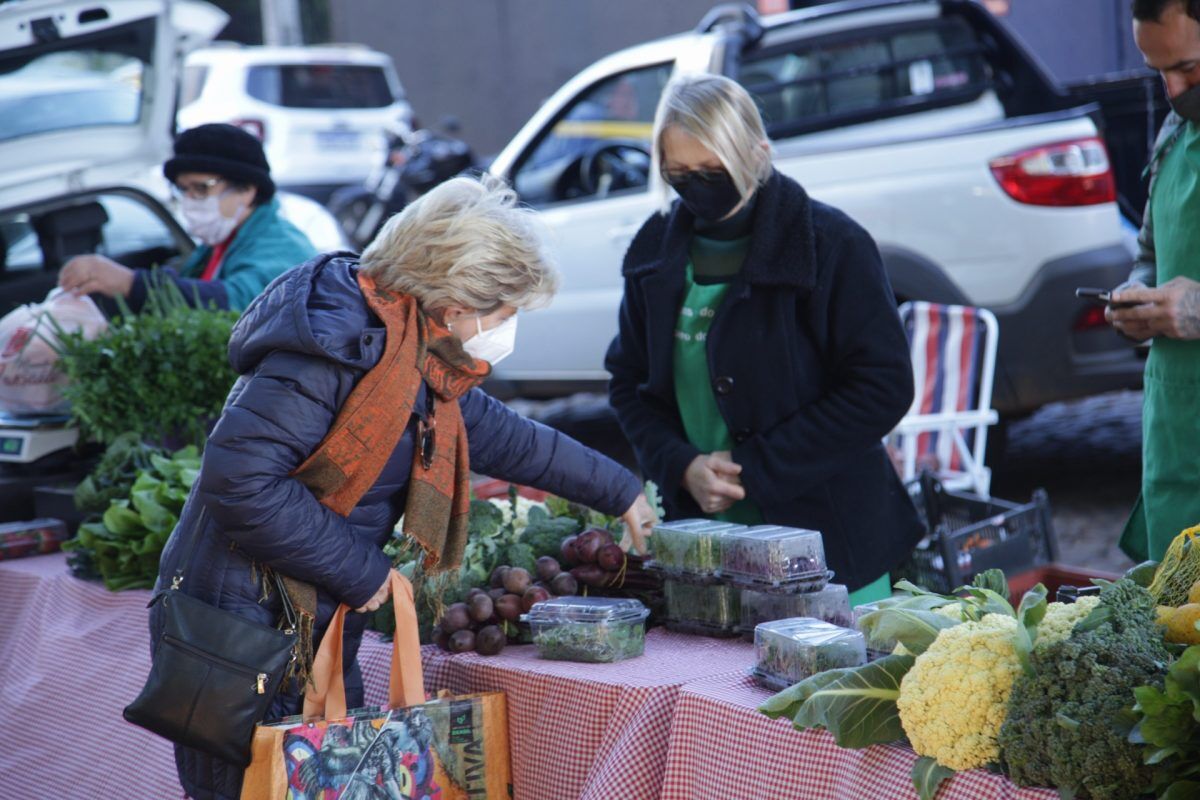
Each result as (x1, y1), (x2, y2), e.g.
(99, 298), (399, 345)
(49, 274), (238, 448)
(1129, 644), (1200, 798)
(62, 446), (200, 590)
(73, 432), (166, 516)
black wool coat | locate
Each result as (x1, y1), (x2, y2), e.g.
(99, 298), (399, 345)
(605, 171), (924, 591)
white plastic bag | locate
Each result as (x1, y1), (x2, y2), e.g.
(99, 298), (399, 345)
(0, 289), (108, 416)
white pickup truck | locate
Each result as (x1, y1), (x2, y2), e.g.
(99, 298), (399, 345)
(485, 0), (1142, 417)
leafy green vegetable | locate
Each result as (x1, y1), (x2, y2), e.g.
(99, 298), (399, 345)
(520, 505), (580, 560)
(73, 433), (165, 515)
(62, 446), (200, 591)
(912, 756), (955, 800)
(49, 273), (238, 448)
(1130, 645), (1200, 797)
(857, 608), (959, 657)
(759, 654), (915, 749)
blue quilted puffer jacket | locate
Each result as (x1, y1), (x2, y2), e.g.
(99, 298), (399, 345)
(148, 252), (641, 800)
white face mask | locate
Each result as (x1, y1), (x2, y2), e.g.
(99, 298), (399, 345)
(461, 314), (517, 365)
(180, 193), (245, 246)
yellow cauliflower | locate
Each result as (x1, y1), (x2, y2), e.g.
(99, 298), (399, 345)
(893, 604), (966, 656)
(897, 613), (1022, 771)
(1034, 597), (1100, 649)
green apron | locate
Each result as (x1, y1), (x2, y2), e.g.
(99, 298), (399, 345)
(1120, 122), (1200, 562)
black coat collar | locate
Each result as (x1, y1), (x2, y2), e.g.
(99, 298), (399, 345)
(622, 170), (817, 291)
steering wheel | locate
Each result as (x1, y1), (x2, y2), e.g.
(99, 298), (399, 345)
(578, 141), (652, 198)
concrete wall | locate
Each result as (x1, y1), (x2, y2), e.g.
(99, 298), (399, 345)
(1002, 0), (1143, 83)
(330, 0), (714, 156)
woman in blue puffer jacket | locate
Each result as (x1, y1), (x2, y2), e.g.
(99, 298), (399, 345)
(149, 176), (656, 800)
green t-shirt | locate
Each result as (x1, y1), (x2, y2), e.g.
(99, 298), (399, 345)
(673, 235), (761, 525)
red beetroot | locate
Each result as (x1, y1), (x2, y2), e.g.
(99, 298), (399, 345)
(597, 543), (625, 571)
(574, 529), (613, 564)
(560, 535), (579, 565)
(570, 564), (607, 588)
(522, 585), (551, 613)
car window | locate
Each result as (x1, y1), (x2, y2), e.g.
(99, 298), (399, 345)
(245, 64), (395, 109)
(0, 18), (152, 143)
(0, 193), (177, 274)
(512, 62), (673, 206)
(180, 65), (209, 107)
(740, 18), (989, 137)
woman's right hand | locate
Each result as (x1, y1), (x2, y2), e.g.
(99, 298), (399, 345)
(355, 571), (394, 613)
(683, 451), (746, 514)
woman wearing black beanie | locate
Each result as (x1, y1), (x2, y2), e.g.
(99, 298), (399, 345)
(58, 123), (316, 311)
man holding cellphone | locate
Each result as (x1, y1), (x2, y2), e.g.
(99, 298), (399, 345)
(1112, 0), (1200, 561)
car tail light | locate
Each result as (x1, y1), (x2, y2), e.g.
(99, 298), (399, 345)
(232, 118), (266, 142)
(989, 137), (1116, 207)
(1074, 305), (1109, 332)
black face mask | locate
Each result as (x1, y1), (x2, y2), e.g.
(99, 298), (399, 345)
(666, 169), (743, 222)
(1170, 82), (1200, 125)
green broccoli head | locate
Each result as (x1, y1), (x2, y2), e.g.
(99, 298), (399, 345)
(999, 580), (1170, 800)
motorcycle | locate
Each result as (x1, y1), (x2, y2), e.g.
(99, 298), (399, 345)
(328, 118), (477, 250)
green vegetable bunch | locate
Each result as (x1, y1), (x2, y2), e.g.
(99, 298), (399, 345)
(1131, 645), (1200, 799)
(62, 447), (200, 591)
(73, 432), (166, 516)
(999, 579), (1170, 800)
(50, 275), (238, 449)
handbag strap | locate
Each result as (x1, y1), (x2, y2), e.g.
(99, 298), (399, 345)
(165, 503), (299, 633)
(302, 570), (424, 720)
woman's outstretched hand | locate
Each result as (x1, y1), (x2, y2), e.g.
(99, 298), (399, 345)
(620, 493), (658, 554)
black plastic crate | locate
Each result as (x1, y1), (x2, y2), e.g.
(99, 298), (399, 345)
(894, 474), (1060, 594)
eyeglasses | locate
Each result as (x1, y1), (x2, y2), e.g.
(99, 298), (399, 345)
(170, 177), (226, 200)
(660, 167), (730, 187)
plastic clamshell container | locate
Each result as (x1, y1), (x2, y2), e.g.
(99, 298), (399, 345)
(649, 519), (746, 576)
(720, 526), (827, 587)
(527, 596), (650, 663)
(752, 617), (866, 687)
(664, 580), (741, 635)
(740, 584), (851, 637)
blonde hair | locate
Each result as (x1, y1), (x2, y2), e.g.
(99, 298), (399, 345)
(651, 74), (773, 212)
(359, 175), (558, 312)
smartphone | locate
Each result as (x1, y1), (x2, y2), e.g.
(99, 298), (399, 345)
(1075, 287), (1136, 309)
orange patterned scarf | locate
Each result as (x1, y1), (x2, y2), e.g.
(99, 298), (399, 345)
(293, 270), (490, 571)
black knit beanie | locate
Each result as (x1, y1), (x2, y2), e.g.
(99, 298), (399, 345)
(163, 123), (275, 202)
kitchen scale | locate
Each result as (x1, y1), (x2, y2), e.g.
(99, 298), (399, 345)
(0, 413), (79, 464)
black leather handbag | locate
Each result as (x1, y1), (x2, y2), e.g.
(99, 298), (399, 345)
(123, 509), (298, 767)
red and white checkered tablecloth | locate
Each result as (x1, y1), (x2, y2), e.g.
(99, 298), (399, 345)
(660, 669), (1060, 800)
(0, 553), (183, 799)
(358, 628), (755, 800)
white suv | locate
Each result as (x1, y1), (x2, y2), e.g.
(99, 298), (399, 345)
(178, 44), (414, 204)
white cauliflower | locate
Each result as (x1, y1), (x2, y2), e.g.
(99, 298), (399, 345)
(1034, 597), (1100, 650)
(896, 613), (1022, 771)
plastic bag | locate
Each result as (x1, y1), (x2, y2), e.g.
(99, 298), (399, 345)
(0, 289), (107, 415)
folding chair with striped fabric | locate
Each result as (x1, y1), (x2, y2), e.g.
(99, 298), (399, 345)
(889, 301), (1000, 497)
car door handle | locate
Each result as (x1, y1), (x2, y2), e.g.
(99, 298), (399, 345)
(607, 222), (642, 243)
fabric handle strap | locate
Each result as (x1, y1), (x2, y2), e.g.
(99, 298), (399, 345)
(302, 571), (424, 720)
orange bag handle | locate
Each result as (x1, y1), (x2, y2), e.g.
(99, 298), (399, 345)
(302, 570), (425, 721)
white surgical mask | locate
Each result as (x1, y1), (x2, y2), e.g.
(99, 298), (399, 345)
(461, 314), (517, 365)
(180, 193), (244, 246)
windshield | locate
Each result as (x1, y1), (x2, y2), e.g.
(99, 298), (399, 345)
(0, 17), (153, 143)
